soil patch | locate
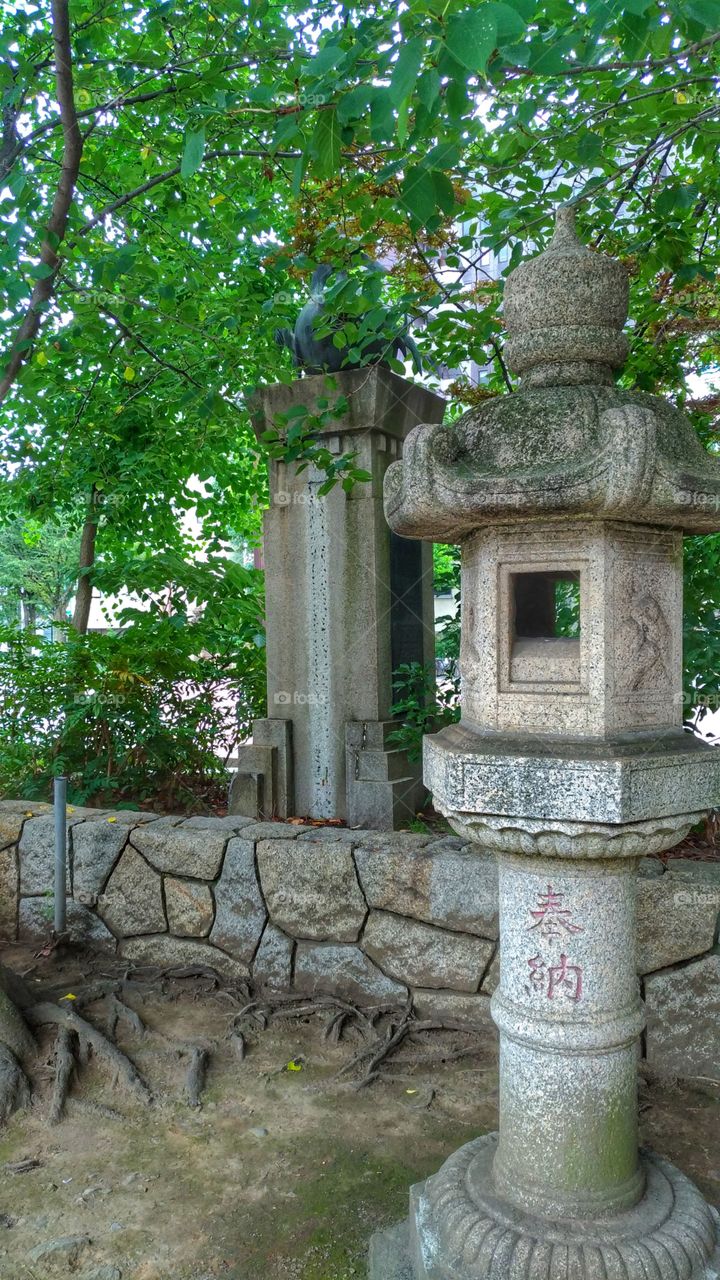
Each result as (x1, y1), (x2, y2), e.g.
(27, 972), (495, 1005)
(0, 944), (716, 1280)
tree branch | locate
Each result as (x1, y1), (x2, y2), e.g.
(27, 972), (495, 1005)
(99, 306), (203, 387)
(0, 0), (82, 404)
(501, 32), (720, 80)
(71, 487), (98, 635)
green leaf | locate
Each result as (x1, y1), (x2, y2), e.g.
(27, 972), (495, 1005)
(370, 89), (395, 142)
(577, 132), (603, 165)
(390, 36), (425, 104)
(680, 0), (719, 27)
(445, 8), (498, 72)
(492, 2), (527, 42)
(337, 84), (374, 124)
(180, 127), (206, 179)
(402, 167), (455, 225)
(310, 108), (341, 177)
(307, 43), (340, 79)
(31, 262), (55, 280)
(416, 67), (440, 112)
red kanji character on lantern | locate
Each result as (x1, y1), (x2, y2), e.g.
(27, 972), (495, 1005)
(527, 885), (583, 939)
(547, 953), (583, 1002)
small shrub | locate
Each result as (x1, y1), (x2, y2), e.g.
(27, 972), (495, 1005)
(389, 661), (460, 764)
(0, 588), (266, 808)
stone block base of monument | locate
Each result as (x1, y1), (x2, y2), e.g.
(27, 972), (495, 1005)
(370, 1135), (720, 1280)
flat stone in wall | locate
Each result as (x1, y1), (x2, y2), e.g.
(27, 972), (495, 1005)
(99, 846), (166, 937)
(94, 811), (161, 826)
(294, 942), (408, 1003)
(210, 839), (266, 962)
(19, 813), (86, 895)
(645, 952), (720, 1081)
(0, 799), (50, 817)
(130, 824), (227, 879)
(240, 823), (301, 841)
(664, 858), (720, 886)
(72, 821), (128, 901)
(164, 878), (215, 937)
(19, 897), (115, 949)
(0, 846), (17, 941)
(0, 812), (28, 850)
(253, 923), (294, 991)
(355, 842), (498, 939)
(120, 935), (249, 982)
(257, 838), (367, 942)
(636, 874), (720, 973)
(296, 827), (358, 843)
(412, 988), (495, 1031)
(362, 911), (493, 993)
(181, 815), (255, 831)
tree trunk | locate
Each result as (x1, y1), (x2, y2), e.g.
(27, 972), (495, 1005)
(0, 966), (35, 1122)
(71, 491), (98, 635)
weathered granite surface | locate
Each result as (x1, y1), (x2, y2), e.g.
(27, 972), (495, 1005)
(363, 911), (493, 993)
(99, 846), (166, 937)
(378, 205), (720, 1278)
(294, 942), (407, 1003)
(19, 812), (86, 895)
(411, 988), (494, 1030)
(636, 875), (720, 973)
(130, 824), (227, 878)
(0, 812), (28, 850)
(210, 838), (266, 962)
(645, 952), (720, 1082)
(0, 845), (17, 941)
(120, 934), (249, 982)
(19, 897), (115, 948)
(72, 820), (128, 901)
(355, 843), (497, 939)
(237, 368), (440, 828)
(164, 877), (215, 937)
(253, 923), (294, 991)
(0, 805), (716, 1082)
(257, 838), (367, 942)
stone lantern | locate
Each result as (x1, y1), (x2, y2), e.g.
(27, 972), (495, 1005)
(371, 206), (720, 1278)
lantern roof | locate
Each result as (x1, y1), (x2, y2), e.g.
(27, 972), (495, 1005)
(384, 207), (720, 539)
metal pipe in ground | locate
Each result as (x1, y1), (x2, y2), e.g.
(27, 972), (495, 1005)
(53, 776), (67, 935)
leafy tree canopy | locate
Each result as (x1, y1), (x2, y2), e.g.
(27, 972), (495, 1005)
(0, 0), (718, 758)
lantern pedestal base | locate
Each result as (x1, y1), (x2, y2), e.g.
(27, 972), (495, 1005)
(369, 1134), (719, 1280)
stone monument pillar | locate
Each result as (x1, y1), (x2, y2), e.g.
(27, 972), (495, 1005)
(371, 207), (720, 1277)
(231, 366), (444, 828)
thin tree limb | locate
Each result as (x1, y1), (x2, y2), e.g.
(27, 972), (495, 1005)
(0, 0), (82, 404)
(71, 487), (98, 635)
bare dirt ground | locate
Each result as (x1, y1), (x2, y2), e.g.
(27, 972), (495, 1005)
(0, 943), (717, 1280)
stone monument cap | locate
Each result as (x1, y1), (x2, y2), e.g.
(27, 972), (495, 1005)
(504, 204), (630, 386)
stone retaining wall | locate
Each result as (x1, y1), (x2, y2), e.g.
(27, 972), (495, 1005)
(1, 800), (718, 1079)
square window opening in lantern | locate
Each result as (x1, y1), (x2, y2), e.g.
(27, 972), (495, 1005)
(510, 571), (581, 684)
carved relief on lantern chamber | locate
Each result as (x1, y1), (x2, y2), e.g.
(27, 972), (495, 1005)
(610, 539), (681, 731)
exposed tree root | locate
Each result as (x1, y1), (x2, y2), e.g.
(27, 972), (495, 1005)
(0, 1045), (31, 1124)
(185, 1046), (209, 1108)
(0, 952), (488, 1128)
(0, 954), (259, 1127)
(233, 992), (488, 1088)
(27, 1002), (151, 1103)
(49, 1026), (77, 1124)
(106, 993), (145, 1040)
